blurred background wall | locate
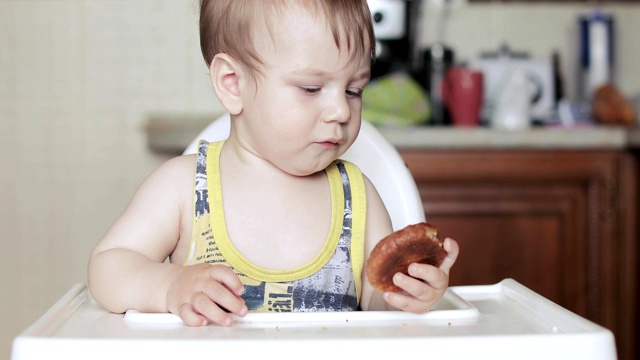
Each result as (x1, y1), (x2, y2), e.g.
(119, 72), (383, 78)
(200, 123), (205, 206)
(0, 1), (224, 358)
(1, 1), (639, 359)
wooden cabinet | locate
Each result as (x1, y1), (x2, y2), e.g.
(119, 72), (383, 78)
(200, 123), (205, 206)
(399, 149), (637, 360)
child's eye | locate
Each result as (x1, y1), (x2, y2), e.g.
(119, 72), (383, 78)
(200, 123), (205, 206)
(346, 88), (363, 98)
(299, 86), (321, 95)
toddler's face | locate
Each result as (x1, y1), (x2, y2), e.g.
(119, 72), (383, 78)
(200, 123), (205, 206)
(238, 6), (371, 176)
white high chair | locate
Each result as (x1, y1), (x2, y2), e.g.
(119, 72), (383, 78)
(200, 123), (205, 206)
(12, 119), (619, 359)
(183, 113), (425, 231)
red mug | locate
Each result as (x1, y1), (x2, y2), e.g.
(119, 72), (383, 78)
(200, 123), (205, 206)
(442, 67), (484, 126)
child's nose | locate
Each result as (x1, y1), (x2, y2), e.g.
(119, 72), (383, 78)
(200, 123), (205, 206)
(323, 94), (351, 123)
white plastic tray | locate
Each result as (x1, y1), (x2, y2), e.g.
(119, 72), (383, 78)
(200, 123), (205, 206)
(123, 286), (479, 327)
(11, 279), (617, 360)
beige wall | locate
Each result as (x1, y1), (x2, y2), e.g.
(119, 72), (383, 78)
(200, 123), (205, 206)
(1, 1), (639, 359)
(0, 1), (224, 359)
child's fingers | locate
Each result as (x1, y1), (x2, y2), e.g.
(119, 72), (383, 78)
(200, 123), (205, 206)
(385, 263), (449, 313)
(199, 278), (248, 319)
(208, 265), (246, 297)
(408, 263), (449, 290)
(383, 289), (435, 314)
(168, 264), (247, 326)
(382, 238), (459, 315)
(178, 283), (245, 327)
(190, 291), (236, 326)
(439, 237), (459, 274)
(394, 265), (446, 299)
(178, 302), (209, 327)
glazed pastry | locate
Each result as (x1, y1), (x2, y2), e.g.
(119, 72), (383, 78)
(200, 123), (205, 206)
(366, 222), (447, 293)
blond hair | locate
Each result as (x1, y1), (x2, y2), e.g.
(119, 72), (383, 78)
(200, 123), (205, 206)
(199, 0), (375, 74)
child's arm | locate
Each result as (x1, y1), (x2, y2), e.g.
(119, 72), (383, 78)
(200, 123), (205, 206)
(359, 177), (460, 312)
(87, 155), (247, 326)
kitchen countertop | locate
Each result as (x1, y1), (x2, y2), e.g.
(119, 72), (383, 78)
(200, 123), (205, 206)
(378, 125), (637, 150)
(145, 115), (640, 154)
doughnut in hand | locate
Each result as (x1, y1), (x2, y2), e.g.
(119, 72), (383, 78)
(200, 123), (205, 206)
(366, 222), (447, 293)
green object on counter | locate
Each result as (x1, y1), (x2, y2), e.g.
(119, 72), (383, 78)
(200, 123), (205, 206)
(362, 72), (430, 127)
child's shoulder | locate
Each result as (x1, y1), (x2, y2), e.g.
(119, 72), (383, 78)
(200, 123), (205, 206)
(140, 154), (197, 192)
(160, 153), (197, 172)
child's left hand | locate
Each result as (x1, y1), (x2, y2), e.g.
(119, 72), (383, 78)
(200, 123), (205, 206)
(382, 237), (459, 313)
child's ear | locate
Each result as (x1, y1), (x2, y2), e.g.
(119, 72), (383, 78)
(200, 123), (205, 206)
(210, 54), (244, 115)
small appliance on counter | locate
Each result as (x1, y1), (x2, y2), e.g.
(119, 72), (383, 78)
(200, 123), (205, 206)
(417, 42), (455, 125)
(490, 68), (534, 131)
(579, 10), (615, 100)
(468, 45), (555, 127)
(366, 0), (435, 126)
(412, 0), (456, 125)
(368, 0), (422, 79)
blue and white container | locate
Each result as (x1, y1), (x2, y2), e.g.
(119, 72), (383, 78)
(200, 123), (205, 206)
(579, 11), (615, 98)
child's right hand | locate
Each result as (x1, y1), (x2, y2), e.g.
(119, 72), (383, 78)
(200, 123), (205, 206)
(166, 263), (248, 327)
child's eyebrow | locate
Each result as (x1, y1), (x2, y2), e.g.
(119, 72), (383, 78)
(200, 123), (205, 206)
(291, 67), (371, 81)
(292, 67), (328, 77)
(354, 69), (371, 81)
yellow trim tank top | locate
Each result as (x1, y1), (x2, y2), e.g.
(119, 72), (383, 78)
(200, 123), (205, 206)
(184, 140), (367, 312)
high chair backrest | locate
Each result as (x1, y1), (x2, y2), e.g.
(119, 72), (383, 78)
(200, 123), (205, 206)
(183, 113), (425, 231)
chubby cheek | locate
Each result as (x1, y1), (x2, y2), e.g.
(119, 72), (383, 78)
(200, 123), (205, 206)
(276, 118), (314, 143)
(345, 116), (362, 143)
(256, 105), (305, 138)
